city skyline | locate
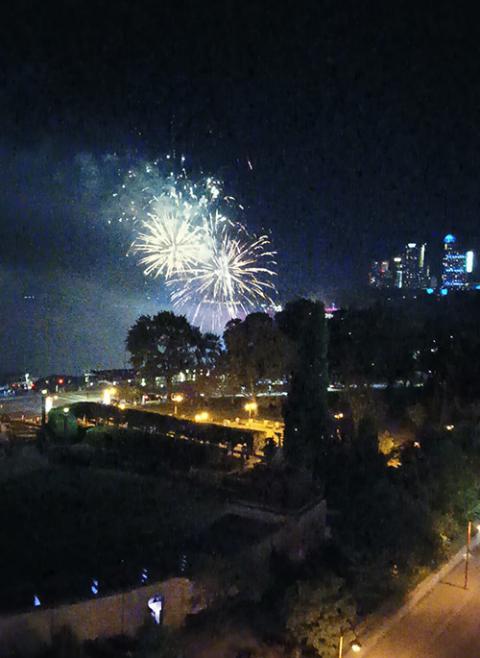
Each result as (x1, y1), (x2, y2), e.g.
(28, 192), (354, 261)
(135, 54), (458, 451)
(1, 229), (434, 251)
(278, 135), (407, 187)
(369, 231), (478, 291)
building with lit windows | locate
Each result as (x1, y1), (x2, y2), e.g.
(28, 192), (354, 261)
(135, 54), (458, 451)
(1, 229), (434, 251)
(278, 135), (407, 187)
(368, 260), (393, 288)
(391, 255), (404, 288)
(442, 234), (469, 289)
(369, 243), (429, 290)
(403, 242), (428, 289)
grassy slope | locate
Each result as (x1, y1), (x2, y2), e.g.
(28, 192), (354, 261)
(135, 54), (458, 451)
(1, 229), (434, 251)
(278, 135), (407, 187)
(0, 462), (220, 611)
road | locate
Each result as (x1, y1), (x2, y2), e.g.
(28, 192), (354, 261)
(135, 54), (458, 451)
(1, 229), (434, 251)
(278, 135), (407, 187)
(0, 391), (282, 434)
(0, 390), (102, 419)
(360, 546), (480, 658)
(142, 402), (284, 442)
(211, 416), (283, 441)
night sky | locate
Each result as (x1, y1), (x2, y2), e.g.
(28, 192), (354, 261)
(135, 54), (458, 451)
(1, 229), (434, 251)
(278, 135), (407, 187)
(1, 0), (480, 374)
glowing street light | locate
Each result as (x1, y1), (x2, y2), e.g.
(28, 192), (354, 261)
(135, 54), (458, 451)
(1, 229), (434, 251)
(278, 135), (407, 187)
(334, 412), (344, 420)
(45, 396), (53, 414)
(63, 407), (70, 439)
(244, 401), (258, 418)
(194, 411), (210, 423)
(102, 388), (116, 405)
(338, 626), (362, 657)
(41, 389), (52, 427)
(171, 393), (184, 416)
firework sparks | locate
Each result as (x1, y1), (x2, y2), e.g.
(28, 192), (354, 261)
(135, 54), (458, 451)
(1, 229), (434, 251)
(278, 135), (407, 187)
(132, 195), (208, 278)
(111, 157), (278, 331)
(170, 215), (277, 330)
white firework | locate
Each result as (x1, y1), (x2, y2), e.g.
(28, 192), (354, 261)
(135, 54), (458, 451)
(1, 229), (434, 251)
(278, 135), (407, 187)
(170, 214), (277, 329)
(132, 197), (208, 278)
(112, 157), (278, 331)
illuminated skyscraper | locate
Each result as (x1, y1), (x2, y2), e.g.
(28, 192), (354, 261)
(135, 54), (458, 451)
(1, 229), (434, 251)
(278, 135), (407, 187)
(403, 242), (428, 289)
(368, 246), (428, 290)
(392, 255), (404, 288)
(368, 260), (392, 288)
(442, 234), (468, 289)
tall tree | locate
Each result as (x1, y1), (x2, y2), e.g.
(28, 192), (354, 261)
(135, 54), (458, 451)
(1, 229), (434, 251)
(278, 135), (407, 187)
(195, 331), (223, 395)
(126, 312), (204, 393)
(277, 299), (329, 471)
(223, 312), (288, 395)
(199, 332), (223, 371)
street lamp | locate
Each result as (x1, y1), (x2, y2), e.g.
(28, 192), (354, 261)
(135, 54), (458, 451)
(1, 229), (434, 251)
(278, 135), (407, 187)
(244, 401), (258, 418)
(171, 393), (184, 416)
(102, 387), (115, 406)
(45, 396), (53, 415)
(338, 626), (362, 658)
(63, 407), (70, 439)
(41, 389), (48, 427)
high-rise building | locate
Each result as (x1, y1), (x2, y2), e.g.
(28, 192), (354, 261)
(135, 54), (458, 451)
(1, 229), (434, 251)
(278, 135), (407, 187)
(392, 255), (404, 288)
(368, 246), (428, 290)
(368, 260), (392, 288)
(442, 234), (468, 289)
(403, 242), (428, 289)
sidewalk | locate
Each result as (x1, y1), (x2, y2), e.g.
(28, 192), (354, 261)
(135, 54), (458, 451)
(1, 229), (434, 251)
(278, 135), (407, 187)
(345, 529), (480, 656)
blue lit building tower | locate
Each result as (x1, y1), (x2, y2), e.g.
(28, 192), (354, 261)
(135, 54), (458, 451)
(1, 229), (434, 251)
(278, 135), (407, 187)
(442, 234), (468, 289)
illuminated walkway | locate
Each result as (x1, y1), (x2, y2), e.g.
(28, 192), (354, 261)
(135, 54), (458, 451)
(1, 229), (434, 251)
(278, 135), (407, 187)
(360, 548), (480, 658)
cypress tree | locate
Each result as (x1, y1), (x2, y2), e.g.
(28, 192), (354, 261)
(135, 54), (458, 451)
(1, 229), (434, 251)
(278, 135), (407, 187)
(277, 299), (329, 472)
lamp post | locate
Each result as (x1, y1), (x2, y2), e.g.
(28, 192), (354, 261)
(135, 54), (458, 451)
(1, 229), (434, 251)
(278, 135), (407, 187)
(464, 520), (472, 590)
(244, 401), (258, 419)
(338, 625), (362, 658)
(41, 389), (48, 427)
(171, 393), (184, 416)
(63, 407), (70, 439)
(102, 387), (115, 406)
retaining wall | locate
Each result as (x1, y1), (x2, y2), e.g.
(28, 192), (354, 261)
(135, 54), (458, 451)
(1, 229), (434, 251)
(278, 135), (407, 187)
(0, 577), (191, 654)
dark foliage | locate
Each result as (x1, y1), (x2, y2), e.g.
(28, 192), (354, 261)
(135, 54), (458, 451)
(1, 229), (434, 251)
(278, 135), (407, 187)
(277, 299), (329, 471)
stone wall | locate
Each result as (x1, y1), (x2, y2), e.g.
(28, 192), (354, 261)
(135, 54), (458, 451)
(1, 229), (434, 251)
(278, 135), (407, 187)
(0, 577), (191, 654)
(228, 496), (327, 560)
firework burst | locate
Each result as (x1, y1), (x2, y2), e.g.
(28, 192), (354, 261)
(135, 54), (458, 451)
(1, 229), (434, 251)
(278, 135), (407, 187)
(132, 197), (208, 278)
(170, 214), (277, 330)
(111, 156), (278, 331)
